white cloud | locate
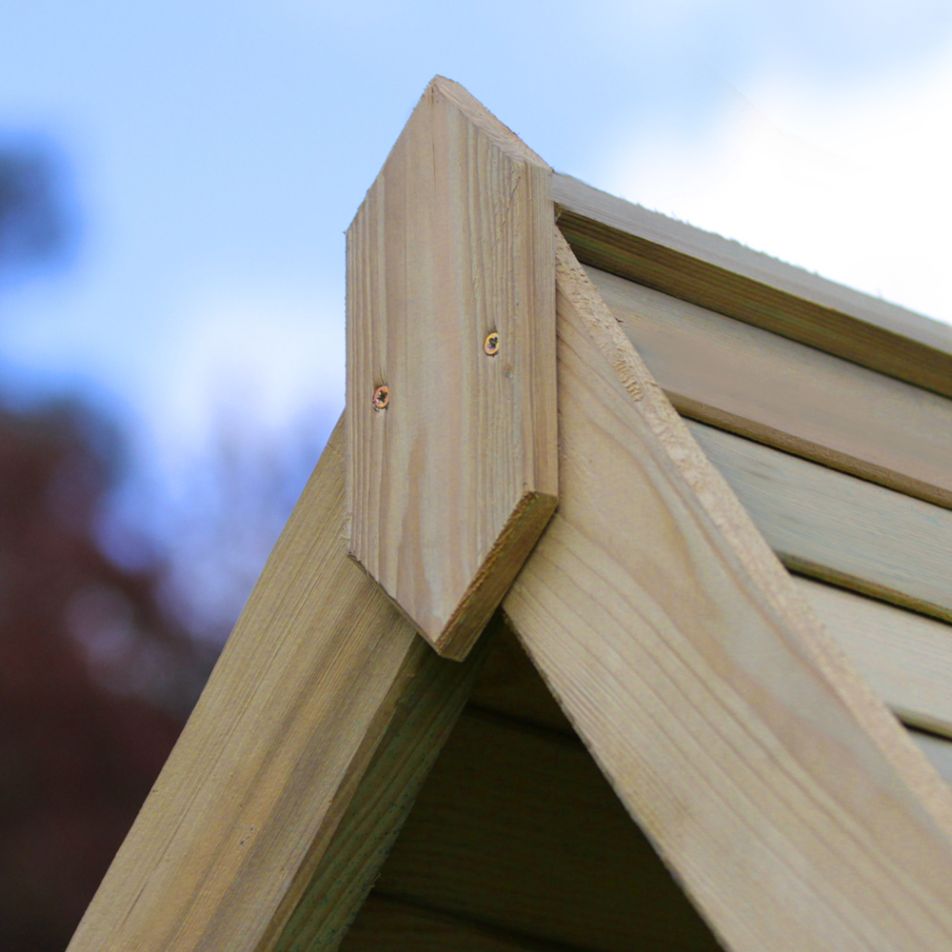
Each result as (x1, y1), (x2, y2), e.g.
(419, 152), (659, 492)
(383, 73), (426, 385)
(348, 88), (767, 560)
(148, 285), (344, 452)
(600, 41), (952, 326)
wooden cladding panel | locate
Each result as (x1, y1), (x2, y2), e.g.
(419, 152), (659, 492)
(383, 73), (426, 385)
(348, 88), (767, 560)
(553, 173), (952, 396)
(364, 709), (722, 952)
(688, 420), (952, 622)
(588, 265), (952, 508)
(916, 733), (952, 786)
(800, 580), (952, 737)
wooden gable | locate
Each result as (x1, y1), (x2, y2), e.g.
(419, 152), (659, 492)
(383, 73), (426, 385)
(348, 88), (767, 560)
(70, 77), (952, 952)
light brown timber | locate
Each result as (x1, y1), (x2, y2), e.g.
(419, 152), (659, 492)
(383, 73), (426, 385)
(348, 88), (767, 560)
(502, 231), (952, 951)
(553, 173), (952, 396)
(688, 420), (952, 622)
(474, 599), (952, 745)
(274, 622), (495, 951)
(347, 76), (557, 660)
(799, 580), (952, 738)
(69, 420), (483, 952)
(588, 266), (952, 508)
(473, 623), (952, 786)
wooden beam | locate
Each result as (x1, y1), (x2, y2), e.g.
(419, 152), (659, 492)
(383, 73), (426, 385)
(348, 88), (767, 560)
(502, 230), (952, 951)
(274, 622), (495, 950)
(472, 622), (952, 792)
(69, 421), (485, 952)
(553, 173), (952, 397)
(589, 265), (952, 508)
(473, 595), (952, 747)
(347, 76), (557, 660)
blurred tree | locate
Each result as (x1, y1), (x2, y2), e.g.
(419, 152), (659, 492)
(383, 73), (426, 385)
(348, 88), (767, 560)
(0, 147), (209, 950)
(0, 400), (209, 949)
(0, 144), (72, 277)
(0, 141), (326, 950)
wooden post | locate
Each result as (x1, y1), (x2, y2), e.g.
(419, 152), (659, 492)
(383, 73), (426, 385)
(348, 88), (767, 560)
(347, 77), (558, 661)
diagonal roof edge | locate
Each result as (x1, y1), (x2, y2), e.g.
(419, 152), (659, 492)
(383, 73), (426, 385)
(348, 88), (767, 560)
(503, 228), (952, 950)
(554, 172), (952, 396)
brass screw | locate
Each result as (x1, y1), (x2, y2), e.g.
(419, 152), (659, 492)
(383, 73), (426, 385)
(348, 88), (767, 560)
(372, 385), (390, 411)
(483, 331), (500, 356)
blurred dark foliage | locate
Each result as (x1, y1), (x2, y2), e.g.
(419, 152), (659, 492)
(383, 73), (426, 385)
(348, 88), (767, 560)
(0, 401), (212, 950)
(0, 148), (211, 950)
(0, 145), (73, 276)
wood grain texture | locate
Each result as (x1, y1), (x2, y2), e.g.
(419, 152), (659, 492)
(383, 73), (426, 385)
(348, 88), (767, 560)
(474, 597), (952, 745)
(588, 266), (952, 508)
(366, 710), (722, 951)
(347, 75), (557, 660)
(473, 620), (952, 780)
(799, 580), (952, 738)
(69, 420), (478, 952)
(502, 231), (952, 952)
(688, 420), (952, 622)
(274, 621), (494, 952)
(553, 173), (952, 396)
(342, 896), (568, 951)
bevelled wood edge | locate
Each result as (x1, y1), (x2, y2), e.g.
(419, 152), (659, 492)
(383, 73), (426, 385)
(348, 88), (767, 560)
(347, 76), (557, 660)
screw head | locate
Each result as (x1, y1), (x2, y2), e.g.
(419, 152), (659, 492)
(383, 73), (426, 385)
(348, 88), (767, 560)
(483, 331), (500, 356)
(372, 385), (390, 411)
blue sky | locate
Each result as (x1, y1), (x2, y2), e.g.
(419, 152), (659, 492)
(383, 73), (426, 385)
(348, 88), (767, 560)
(2, 0), (951, 494)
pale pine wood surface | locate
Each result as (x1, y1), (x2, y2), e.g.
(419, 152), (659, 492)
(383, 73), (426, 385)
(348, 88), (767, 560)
(588, 266), (952, 508)
(553, 173), (952, 396)
(347, 76), (557, 660)
(360, 709), (721, 951)
(915, 733), (952, 786)
(274, 621), (494, 951)
(502, 232), (952, 952)
(799, 579), (952, 737)
(688, 420), (952, 622)
(69, 422), (470, 951)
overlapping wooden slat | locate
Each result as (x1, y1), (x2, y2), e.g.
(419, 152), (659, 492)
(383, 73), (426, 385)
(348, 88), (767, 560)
(359, 710), (721, 951)
(587, 266), (952, 508)
(798, 580), (952, 737)
(553, 173), (952, 396)
(688, 421), (952, 622)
